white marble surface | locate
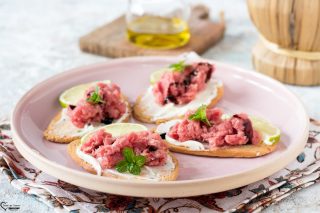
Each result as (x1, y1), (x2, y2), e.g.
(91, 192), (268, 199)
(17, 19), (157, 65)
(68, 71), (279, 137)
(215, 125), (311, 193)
(0, 0), (319, 212)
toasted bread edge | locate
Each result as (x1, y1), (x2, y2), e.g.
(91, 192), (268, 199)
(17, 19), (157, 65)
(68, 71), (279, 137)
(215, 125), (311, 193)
(166, 141), (277, 158)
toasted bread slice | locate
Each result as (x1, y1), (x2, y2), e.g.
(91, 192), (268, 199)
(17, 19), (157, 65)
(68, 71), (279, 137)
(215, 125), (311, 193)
(44, 100), (131, 144)
(156, 116), (279, 158)
(133, 82), (224, 124)
(166, 141), (277, 158)
(68, 140), (179, 181)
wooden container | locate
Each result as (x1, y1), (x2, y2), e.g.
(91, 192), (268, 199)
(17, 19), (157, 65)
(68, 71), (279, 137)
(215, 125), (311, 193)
(247, 0), (320, 86)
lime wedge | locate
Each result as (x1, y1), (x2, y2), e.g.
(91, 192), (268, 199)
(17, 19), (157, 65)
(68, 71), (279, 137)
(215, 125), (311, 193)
(81, 123), (148, 143)
(59, 80), (111, 108)
(150, 68), (172, 84)
(250, 116), (281, 145)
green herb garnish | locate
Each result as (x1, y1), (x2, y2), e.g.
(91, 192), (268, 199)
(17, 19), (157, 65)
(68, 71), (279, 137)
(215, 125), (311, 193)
(188, 105), (211, 126)
(115, 147), (146, 175)
(169, 60), (186, 72)
(86, 86), (104, 104)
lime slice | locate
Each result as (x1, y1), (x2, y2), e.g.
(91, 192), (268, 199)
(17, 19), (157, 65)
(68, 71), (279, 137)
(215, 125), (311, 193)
(150, 68), (172, 84)
(81, 123), (148, 143)
(59, 80), (111, 108)
(250, 116), (281, 145)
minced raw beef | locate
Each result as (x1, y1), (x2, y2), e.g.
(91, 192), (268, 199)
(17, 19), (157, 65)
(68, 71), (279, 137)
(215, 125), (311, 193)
(168, 108), (261, 148)
(81, 130), (168, 169)
(68, 82), (126, 128)
(153, 62), (214, 105)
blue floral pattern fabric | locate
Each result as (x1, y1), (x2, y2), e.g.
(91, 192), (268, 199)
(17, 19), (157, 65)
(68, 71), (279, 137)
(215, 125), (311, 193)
(0, 118), (319, 213)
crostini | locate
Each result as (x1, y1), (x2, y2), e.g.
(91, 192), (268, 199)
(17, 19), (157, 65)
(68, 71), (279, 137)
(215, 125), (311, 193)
(44, 81), (131, 143)
(68, 123), (179, 181)
(133, 61), (224, 124)
(156, 105), (280, 157)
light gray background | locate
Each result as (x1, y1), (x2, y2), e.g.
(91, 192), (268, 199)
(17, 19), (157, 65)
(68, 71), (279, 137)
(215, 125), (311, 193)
(0, 0), (319, 212)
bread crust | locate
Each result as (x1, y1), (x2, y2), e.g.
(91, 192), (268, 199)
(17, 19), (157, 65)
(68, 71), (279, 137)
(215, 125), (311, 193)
(68, 140), (179, 181)
(44, 98), (131, 144)
(43, 111), (81, 143)
(165, 141), (277, 157)
(133, 86), (224, 124)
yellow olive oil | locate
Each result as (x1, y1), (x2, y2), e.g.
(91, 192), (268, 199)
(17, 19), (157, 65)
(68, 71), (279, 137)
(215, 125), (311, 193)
(126, 16), (190, 49)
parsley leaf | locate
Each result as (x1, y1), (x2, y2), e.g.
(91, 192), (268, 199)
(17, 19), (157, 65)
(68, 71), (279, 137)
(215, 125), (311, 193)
(115, 160), (128, 173)
(115, 147), (146, 175)
(188, 105), (211, 126)
(128, 163), (141, 175)
(134, 155), (146, 167)
(169, 60), (186, 72)
(86, 86), (105, 104)
(123, 147), (134, 162)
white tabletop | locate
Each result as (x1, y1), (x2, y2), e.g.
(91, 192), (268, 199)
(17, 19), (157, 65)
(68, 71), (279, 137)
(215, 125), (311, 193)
(0, 0), (319, 212)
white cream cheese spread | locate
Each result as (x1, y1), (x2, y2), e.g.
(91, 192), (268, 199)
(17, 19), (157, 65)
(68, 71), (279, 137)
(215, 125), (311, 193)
(76, 147), (175, 181)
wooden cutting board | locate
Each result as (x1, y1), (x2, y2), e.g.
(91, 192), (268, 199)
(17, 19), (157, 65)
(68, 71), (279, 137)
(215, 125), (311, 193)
(79, 5), (225, 58)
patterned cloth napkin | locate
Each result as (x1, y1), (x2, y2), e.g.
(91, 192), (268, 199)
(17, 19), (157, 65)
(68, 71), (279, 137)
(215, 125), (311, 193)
(0, 118), (319, 213)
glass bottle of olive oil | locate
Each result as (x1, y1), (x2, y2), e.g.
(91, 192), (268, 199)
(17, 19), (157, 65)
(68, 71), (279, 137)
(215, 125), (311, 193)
(126, 0), (190, 50)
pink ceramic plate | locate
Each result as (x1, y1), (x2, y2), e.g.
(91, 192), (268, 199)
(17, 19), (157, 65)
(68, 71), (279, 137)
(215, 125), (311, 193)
(11, 56), (309, 197)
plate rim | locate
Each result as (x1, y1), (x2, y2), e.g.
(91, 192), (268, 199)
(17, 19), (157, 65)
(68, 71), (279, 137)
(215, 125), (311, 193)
(11, 56), (309, 197)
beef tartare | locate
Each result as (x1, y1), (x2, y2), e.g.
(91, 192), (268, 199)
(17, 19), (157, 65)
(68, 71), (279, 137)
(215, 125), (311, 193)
(81, 129), (168, 169)
(167, 107), (261, 149)
(68, 82), (127, 128)
(153, 62), (214, 105)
